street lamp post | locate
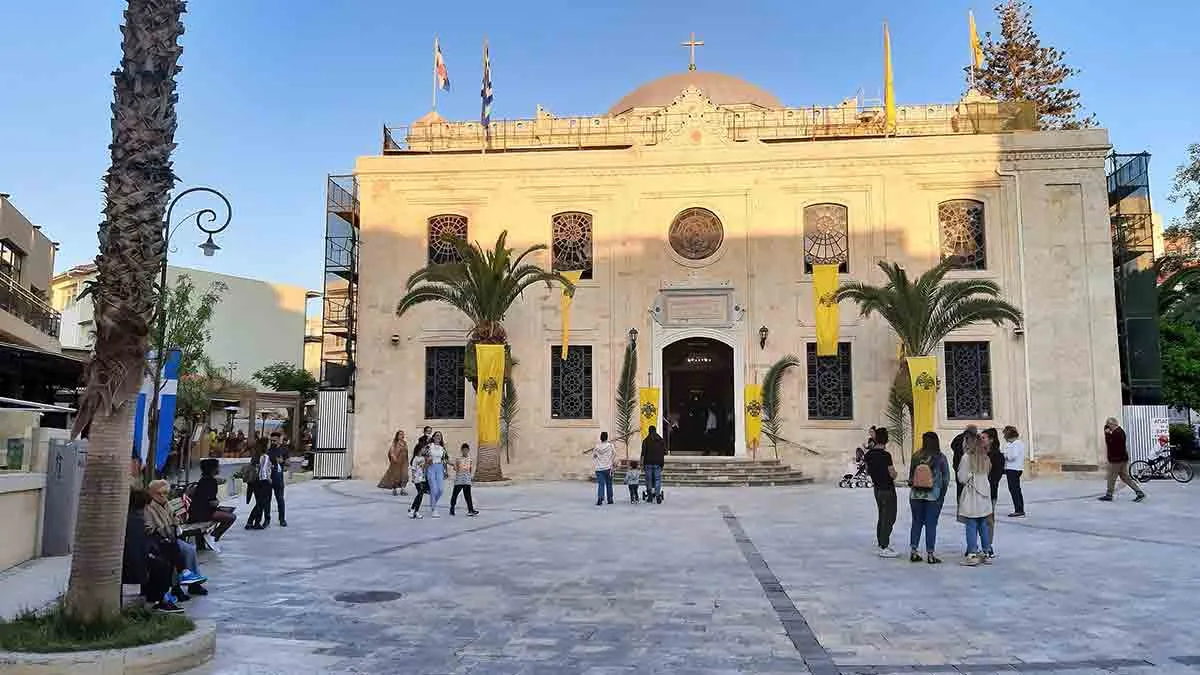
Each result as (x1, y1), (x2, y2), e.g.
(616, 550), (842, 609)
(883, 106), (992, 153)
(145, 187), (231, 486)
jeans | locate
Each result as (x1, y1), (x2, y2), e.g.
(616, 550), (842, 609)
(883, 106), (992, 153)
(248, 480), (272, 525)
(628, 484), (639, 502)
(964, 516), (992, 554)
(909, 498), (943, 552)
(410, 481), (428, 511)
(427, 464), (445, 511)
(874, 487), (897, 549)
(644, 464), (663, 497)
(1106, 461), (1144, 496)
(450, 484), (475, 513)
(1005, 469), (1025, 514)
(595, 469), (613, 503)
(176, 539), (199, 574)
(271, 480), (286, 522)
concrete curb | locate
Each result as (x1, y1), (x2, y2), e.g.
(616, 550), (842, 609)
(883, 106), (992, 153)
(0, 620), (215, 675)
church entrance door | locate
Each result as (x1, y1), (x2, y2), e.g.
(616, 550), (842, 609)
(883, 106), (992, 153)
(662, 337), (734, 456)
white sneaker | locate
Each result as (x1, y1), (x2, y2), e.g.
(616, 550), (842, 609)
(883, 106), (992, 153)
(410, 511), (422, 519)
(878, 547), (899, 558)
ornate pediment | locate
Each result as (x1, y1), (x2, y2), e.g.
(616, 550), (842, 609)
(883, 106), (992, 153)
(653, 86), (736, 149)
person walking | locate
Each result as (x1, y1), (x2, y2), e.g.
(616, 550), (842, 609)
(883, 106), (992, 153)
(408, 448), (428, 519)
(267, 433), (288, 527)
(956, 430), (995, 566)
(424, 431), (449, 517)
(590, 432), (616, 506)
(1002, 426), (1027, 518)
(908, 431), (950, 564)
(640, 426), (667, 504)
(863, 427), (898, 558)
(378, 429), (410, 496)
(246, 446), (273, 529)
(1100, 417), (1147, 502)
(449, 443), (478, 516)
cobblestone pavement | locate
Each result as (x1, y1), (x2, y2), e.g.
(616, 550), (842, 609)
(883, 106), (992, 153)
(181, 475), (1200, 674)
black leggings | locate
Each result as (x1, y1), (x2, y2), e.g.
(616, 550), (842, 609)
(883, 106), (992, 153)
(1005, 469), (1025, 514)
(450, 484), (474, 512)
(410, 482), (428, 511)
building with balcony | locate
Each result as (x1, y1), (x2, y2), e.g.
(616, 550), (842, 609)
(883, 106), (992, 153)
(1, 194), (62, 353)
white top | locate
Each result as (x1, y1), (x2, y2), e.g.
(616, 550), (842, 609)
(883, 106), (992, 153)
(1003, 439), (1026, 471)
(956, 460), (994, 519)
(409, 454), (426, 482)
(426, 443), (447, 465)
(592, 442), (615, 471)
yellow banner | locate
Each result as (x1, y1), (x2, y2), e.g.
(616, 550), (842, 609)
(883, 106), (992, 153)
(559, 270), (583, 360)
(475, 344), (505, 445)
(884, 23), (896, 131)
(638, 387), (660, 439)
(813, 263), (840, 356)
(907, 356), (938, 444)
(744, 384), (763, 450)
(969, 10), (984, 69)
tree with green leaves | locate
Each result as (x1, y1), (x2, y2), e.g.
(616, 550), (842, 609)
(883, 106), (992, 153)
(1165, 143), (1200, 245)
(161, 274), (227, 376)
(252, 361), (318, 402)
(835, 260), (1023, 447)
(1161, 320), (1200, 412)
(396, 231), (574, 481)
(761, 355), (800, 458)
(975, 0), (1095, 130)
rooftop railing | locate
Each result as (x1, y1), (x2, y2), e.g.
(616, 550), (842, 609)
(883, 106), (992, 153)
(0, 270), (61, 339)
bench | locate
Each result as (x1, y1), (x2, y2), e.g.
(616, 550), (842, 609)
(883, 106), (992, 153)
(168, 497), (216, 551)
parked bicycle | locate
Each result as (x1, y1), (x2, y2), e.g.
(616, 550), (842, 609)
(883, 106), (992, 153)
(1129, 447), (1194, 484)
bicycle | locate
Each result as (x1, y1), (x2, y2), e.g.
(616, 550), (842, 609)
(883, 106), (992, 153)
(1129, 447), (1194, 484)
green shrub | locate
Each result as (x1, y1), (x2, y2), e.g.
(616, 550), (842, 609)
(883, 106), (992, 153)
(0, 604), (192, 653)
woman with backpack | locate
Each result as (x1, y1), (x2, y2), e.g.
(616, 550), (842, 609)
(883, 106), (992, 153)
(908, 431), (950, 564)
(956, 430), (995, 566)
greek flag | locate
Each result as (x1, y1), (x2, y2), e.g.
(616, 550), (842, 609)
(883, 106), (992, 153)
(132, 349), (182, 472)
(481, 39), (492, 130)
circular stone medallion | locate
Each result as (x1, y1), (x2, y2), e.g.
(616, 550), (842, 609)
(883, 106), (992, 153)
(668, 207), (724, 260)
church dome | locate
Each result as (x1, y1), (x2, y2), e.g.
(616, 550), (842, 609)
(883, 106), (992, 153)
(609, 71), (783, 115)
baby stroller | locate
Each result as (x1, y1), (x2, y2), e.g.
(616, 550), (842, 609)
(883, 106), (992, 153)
(839, 447), (873, 488)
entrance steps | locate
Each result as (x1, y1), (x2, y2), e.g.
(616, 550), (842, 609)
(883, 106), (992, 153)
(610, 455), (812, 487)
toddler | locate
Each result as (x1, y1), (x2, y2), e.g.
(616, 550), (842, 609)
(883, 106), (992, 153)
(625, 460), (642, 503)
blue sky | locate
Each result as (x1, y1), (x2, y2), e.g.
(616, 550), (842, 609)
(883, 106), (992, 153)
(1, 0), (1196, 291)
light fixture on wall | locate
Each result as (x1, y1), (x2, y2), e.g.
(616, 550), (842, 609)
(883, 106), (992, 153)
(759, 325), (769, 349)
(628, 327), (638, 345)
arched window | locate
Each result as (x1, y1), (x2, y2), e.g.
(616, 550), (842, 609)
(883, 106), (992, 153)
(427, 214), (468, 265)
(939, 200), (986, 270)
(803, 203), (849, 274)
(551, 211), (593, 279)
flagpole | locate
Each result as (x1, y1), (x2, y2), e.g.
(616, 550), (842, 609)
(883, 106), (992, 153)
(968, 12), (976, 91)
(481, 36), (489, 156)
(432, 35), (439, 112)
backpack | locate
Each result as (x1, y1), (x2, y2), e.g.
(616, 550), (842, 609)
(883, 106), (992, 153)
(912, 460), (935, 490)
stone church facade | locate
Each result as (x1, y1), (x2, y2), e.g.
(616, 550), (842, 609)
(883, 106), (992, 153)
(348, 71), (1120, 481)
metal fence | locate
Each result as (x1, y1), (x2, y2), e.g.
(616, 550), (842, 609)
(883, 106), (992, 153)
(1122, 404), (1169, 462)
(0, 270), (61, 338)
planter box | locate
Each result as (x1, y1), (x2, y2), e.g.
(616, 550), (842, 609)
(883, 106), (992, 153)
(0, 620), (214, 675)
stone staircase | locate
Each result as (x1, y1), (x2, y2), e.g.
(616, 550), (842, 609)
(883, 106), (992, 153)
(609, 455), (812, 487)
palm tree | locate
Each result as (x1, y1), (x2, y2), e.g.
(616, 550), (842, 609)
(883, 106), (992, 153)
(397, 231), (574, 481)
(63, 0), (186, 624)
(835, 259), (1022, 446)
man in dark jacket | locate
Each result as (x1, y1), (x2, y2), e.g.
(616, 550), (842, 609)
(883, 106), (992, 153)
(1100, 417), (1146, 502)
(641, 426), (667, 504)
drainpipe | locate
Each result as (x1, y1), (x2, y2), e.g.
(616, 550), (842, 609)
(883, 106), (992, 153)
(996, 167), (1036, 465)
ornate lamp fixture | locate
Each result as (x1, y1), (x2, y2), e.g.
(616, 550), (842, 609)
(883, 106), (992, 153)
(758, 325), (769, 349)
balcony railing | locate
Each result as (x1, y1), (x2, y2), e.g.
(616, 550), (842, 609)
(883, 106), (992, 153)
(0, 271), (61, 339)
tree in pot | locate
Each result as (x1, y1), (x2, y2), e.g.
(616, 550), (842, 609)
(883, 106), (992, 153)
(63, 0), (187, 624)
(396, 231), (574, 481)
(835, 260), (1022, 448)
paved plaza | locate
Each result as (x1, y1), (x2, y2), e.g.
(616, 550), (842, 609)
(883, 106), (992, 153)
(164, 476), (1200, 674)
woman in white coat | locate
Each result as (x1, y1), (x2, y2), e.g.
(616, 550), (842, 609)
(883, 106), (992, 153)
(956, 430), (995, 567)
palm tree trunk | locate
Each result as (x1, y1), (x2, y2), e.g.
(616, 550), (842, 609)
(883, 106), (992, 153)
(63, 397), (137, 622)
(476, 443), (503, 482)
(63, 0), (186, 624)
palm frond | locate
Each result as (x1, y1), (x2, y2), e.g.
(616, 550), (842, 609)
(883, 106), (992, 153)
(884, 365), (913, 451)
(614, 341), (638, 448)
(762, 355), (801, 444)
(500, 376), (519, 463)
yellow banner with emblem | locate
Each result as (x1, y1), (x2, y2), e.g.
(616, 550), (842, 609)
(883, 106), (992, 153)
(813, 263), (840, 356)
(638, 387), (659, 439)
(475, 344), (506, 445)
(744, 384), (763, 452)
(559, 270), (583, 360)
(906, 356), (938, 445)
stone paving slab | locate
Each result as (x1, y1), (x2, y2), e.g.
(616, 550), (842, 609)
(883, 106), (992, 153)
(150, 476), (1199, 674)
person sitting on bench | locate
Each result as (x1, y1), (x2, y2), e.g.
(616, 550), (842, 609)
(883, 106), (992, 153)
(123, 488), (183, 613)
(146, 479), (208, 598)
(189, 458), (236, 541)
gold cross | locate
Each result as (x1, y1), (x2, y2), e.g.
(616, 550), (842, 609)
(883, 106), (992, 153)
(681, 31), (704, 71)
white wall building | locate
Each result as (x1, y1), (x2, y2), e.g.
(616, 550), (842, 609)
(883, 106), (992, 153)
(52, 264), (314, 379)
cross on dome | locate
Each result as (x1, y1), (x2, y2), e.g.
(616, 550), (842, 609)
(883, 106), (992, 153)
(680, 32), (704, 71)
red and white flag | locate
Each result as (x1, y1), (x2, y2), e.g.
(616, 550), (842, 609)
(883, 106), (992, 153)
(434, 37), (450, 91)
